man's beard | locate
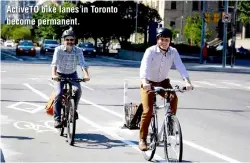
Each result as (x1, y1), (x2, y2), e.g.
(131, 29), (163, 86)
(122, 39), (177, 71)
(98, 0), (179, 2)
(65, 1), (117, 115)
(66, 45), (73, 51)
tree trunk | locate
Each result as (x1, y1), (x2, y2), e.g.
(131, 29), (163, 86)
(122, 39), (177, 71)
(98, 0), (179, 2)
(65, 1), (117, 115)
(242, 24), (246, 39)
(94, 37), (98, 48)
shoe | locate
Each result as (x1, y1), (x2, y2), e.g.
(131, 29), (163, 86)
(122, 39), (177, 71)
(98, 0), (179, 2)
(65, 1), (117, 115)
(75, 111), (78, 120)
(139, 139), (148, 151)
(54, 120), (62, 128)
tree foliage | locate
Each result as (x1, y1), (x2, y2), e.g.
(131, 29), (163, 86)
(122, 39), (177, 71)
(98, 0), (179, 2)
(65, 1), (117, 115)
(184, 12), (212, 46)
(1, 25), (32, 40)
(238, 1), (250, 24)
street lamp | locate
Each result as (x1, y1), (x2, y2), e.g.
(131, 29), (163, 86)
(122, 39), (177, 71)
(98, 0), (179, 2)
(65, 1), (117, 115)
(135, 0), (138, 43)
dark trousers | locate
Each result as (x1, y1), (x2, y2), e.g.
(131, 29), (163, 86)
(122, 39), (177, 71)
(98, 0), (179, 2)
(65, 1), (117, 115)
(53, 71), (82, 121)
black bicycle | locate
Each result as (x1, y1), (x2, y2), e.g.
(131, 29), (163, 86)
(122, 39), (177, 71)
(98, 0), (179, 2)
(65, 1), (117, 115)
(52, 77), (85, 146)
(143, 85), (187, 162)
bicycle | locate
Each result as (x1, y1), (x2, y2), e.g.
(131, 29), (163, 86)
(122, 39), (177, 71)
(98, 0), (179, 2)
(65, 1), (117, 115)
(143, 85), (187, 162)
(52, 77), (85, 146)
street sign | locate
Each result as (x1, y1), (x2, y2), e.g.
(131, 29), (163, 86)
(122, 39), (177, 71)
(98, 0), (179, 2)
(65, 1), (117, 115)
(222, 12), (231, 23)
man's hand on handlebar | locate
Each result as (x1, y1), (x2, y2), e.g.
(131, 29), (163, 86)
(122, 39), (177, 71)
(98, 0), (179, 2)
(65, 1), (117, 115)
(52, 75), (59, 81)
(83, 76), (90, 82)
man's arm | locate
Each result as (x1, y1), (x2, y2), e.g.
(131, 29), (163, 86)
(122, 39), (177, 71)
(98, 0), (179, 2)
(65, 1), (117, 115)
(51, 48), (59, 77)
(140, 48), (152, 85)
(78, 49), (90, 78)
(172, 49), (192, 85)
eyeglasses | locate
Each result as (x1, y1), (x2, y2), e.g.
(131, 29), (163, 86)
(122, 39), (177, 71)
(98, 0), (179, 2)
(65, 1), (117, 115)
(65, 39), (74, 41)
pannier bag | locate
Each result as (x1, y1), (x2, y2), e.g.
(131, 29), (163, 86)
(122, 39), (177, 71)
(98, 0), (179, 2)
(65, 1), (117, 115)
(45, 92), (56, 116)
(124, 103), (143, 129)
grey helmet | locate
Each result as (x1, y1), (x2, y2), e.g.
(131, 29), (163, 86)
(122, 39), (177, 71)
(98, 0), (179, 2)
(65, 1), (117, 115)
(62, 27), (75, 38)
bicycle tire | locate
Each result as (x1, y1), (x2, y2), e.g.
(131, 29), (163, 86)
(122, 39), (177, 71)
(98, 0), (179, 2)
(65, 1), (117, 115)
(142, 114), (157, 161)
(164, 116), (183, 162)
(67, 98), (76, 146)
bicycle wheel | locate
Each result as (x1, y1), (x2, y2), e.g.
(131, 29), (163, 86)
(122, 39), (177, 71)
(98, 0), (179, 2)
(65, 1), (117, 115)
(142, 114), (157, 161)
(164, 115), (183, 162)
(67, 98), (76, 146)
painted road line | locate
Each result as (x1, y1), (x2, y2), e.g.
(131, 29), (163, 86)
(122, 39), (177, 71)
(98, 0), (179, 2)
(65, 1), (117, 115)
(171, 80), (202, 88)
(23, 83), (49, 101)
(24, 83), (165, 162)
(220, 81), (242, 87)
(81, 83), (94, 91)
(4, 53), (23, 61)
(194, 81), (229, 89)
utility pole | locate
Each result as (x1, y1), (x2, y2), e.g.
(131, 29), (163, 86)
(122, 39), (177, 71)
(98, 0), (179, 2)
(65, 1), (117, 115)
(231, 1), (238, 67)
(222, 0), (228, 68)
(135, 1), (138, 43)
(199, 0), (206, 64)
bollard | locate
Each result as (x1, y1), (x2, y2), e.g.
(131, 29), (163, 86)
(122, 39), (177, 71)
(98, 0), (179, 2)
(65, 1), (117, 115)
(122, 79), (128, 128)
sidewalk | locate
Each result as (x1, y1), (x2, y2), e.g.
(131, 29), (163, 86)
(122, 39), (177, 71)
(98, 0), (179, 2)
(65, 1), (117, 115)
(184, 62), (250, 74)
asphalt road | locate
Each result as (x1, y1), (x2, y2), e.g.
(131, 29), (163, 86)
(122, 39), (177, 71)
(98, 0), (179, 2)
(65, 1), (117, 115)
(1, 46), (250, 162)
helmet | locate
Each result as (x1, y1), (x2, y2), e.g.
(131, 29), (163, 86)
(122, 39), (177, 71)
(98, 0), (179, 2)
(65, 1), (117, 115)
(156, 28), (172, 39)
(62, 27), (75, 38)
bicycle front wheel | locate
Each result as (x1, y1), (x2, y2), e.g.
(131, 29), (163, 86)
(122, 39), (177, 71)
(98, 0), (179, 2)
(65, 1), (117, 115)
(67, 98), (76, 146)
(143, 115), (157, 161)
(164, 115), (183, 162)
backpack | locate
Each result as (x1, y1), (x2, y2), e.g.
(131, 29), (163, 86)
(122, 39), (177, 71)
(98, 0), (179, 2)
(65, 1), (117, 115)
(45, 92), (56, 116)
(124, 103), (143, 129)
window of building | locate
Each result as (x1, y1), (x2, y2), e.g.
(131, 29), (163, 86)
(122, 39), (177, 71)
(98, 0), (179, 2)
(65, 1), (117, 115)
(192, 1), (199, 11)
(170, 21), (175, 28)
(171, 1), (176, 9)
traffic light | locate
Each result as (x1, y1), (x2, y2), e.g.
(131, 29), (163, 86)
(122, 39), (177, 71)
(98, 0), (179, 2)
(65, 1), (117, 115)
(204, 13), (210, 23)
(213, 12), (221, 24)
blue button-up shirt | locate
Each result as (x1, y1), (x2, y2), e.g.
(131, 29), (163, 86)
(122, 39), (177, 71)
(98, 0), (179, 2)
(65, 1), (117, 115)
(51, 45), (88, 74)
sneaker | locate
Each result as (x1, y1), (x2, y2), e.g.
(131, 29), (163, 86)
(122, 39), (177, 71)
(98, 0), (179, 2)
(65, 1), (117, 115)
(54, 120), (62, 128)
(138, 139), (148, 151)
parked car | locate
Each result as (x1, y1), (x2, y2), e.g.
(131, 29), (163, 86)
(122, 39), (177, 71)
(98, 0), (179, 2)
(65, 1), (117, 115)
(78, 42), (96, 57)
(16, 41), (36, 56)
(4, 40), (15, 47)
(40, 39), (60, 54)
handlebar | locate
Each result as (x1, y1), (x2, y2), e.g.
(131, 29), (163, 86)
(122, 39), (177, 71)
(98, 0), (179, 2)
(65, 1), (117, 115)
(51, 77), (86, 82)
(152, 85), (190, 93)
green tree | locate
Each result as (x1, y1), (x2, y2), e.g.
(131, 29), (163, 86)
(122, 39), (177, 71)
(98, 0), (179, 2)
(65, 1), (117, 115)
(184, 12), (212, 46)
(238, 1), (250, 39)
(1, 25), (31, 41)
(32, 2), (76, 40)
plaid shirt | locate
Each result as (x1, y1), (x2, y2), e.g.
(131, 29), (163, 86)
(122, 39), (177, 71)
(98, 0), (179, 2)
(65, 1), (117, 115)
(51, 45), (88, 74)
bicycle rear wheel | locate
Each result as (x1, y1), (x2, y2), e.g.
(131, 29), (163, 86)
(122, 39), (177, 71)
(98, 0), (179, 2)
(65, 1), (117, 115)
(67, 98), (76, 146)
(164, 115), (183, 162)
(143, 115), (157, 161)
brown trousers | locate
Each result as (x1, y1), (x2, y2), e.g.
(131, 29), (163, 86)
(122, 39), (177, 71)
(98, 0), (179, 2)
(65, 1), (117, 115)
(139, 78), (178, 140)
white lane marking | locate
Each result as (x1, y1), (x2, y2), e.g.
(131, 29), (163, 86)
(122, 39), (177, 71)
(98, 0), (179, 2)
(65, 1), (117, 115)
(1, 70), (6, 72)
(221, 81), (242, 87)
(7, 101), (44, 114)
(171, 80), (202, 88)
(24, 83), (165, 162)
(194, 81), (229, 89)
(23, 83), (49, 100)
(48, 84), (117, 117)
(246, 106), (250, 108)
(4, 53), (23, 61)
(32, 83), (242, 163)
(79, 115), (165, 162)
(183, 140), (241, 163)
(81, 83), (94, 91)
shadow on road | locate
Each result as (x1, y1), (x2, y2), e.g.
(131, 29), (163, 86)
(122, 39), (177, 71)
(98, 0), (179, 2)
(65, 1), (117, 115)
(1, 135), (34, 140)
(73, 133), (138, 149)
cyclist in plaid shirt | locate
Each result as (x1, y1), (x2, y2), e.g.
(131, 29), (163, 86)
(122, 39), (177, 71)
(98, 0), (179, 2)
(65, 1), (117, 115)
(51, 27), (90, 128)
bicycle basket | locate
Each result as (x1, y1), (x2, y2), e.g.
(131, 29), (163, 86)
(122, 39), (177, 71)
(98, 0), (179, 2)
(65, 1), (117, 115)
(124, 103), (143, 130)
